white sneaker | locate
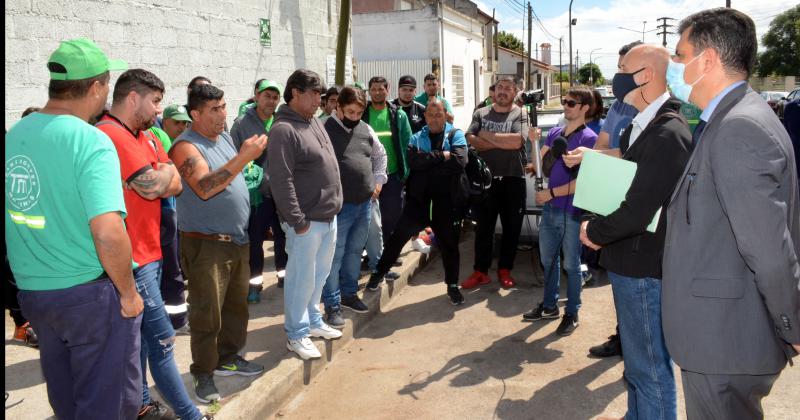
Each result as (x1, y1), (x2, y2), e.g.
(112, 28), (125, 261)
(287, 337), (321, 360)
(412, 238), (432, 254)
(309, 323), (343, 340)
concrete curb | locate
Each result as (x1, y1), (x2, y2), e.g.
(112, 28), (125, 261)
(215, 246), (438, 419)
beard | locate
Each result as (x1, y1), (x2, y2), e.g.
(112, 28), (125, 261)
(134, 110), (156, 131)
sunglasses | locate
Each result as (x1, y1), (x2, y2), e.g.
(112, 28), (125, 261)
(561, 99), (582, 108)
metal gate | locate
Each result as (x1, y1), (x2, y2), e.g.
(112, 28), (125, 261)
(354, 59), (434, 89)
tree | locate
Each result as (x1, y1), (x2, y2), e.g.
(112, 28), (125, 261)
(555, 72), (569, 82)
(577, 63), (604, 86)
(756, 5), (800, 77)
(498, 31), (524, 54)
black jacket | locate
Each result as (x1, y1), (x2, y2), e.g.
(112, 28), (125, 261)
(406, 127), (468, 205)
(392, 98), (426, 134)
(584, 96), (692, 278)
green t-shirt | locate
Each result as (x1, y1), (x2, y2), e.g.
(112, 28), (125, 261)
(5, 113), (127, 291)
(369, 106), (398, 174)
(264, 115), (274, 133)
(239, 101), (255, 118)
(149, 126), (172, 151)
(413, 92), (454, 114)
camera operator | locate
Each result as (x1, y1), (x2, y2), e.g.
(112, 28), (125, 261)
(522, 87), (597, 337)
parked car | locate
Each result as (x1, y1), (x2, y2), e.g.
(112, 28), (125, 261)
(760, 90), (788, 114)
(594, 86), (610, 97)
(776, 88), (800, 121)
(601, 96), (616, 118)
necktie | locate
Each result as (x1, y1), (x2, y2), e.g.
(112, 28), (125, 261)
(692, 120), (707, 145)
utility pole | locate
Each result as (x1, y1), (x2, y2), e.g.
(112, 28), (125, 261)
(726, 1), (731, 7)
(559, 36), (563, 103)
(335, 0), (351, 85)
(527, 2), (533, 90)
(568, 0), (574, 86)
(656, 17), (675, 47)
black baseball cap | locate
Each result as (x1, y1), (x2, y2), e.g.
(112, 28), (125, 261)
(398, 75), (417, 88)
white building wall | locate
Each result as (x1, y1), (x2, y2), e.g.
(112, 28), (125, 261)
(352, 7), (439, 62)
(5, 0), (346, 129)
(440, 8), (484, 130)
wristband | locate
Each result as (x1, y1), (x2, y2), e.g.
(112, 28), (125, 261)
(549, 188), (555, 199)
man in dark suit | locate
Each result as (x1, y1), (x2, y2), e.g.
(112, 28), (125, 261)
(663, 8), (800, 419)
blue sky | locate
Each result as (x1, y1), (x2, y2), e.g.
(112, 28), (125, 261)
(473, 0), (796, 81)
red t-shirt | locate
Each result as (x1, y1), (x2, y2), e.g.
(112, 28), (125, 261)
(97, 115), (170, 266)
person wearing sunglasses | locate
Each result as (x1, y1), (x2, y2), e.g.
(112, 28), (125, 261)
(523, 87), (597, 337)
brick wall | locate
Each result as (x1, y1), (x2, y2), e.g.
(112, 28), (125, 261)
(4, 0), (347, 129)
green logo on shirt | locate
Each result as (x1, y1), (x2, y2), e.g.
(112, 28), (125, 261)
(5, 155), (41, 212)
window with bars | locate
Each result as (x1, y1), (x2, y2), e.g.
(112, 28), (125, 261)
(452, 65), (464, 106)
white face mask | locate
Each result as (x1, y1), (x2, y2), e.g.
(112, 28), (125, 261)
(666, 51), (706, 103)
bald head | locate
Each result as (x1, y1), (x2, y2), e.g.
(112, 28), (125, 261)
(425, 98), (447, 133)
(625, 44), (670, 78)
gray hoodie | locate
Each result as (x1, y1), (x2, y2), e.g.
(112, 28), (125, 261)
(267, 105), (342, 230)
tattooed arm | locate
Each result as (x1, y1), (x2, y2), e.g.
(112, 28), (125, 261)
(126, 163), (182, 200)
(168, 134), (267, 200)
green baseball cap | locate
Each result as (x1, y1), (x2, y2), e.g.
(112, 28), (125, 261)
(257, 80), (282, 94)
(47, 38), (128, 81)
(163, 104), (192, 122)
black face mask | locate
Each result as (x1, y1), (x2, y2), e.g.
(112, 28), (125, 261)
(612, 67), (647, 102)
(341, 117), (360, 129)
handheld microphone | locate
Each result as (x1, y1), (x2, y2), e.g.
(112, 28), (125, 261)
(551, 136), (569, 158)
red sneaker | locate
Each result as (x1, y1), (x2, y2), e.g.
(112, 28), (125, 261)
(462, 271), (490, 289)
(498, 269), (516, 289)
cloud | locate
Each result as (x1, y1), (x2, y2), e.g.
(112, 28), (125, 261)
(495, 0), (796, 80)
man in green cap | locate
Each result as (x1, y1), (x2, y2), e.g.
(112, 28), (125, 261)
(5, 38), (144, 419)
(150, 104), (192, 151)
(231, 79), (288, 302)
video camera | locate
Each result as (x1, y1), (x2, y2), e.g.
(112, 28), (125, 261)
(519, 89), (545, 106)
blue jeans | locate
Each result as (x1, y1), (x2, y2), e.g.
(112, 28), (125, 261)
(135, 261), (202, 420)
(282, 219), (337, 340)
(323, 201), (371, 310)
(365, 197), (383, 272)
(608, 271), (676, 420)
(538, 204), (582, 315)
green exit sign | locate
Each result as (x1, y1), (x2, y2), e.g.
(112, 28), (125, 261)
(260, 18), (271, 47)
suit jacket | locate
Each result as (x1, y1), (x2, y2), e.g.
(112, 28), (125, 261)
(662, 83), (800, 375)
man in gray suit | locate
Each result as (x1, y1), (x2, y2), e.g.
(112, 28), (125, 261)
(663, 8), (800, 419)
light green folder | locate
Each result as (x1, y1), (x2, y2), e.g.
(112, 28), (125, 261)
(573, 150), (661, 233)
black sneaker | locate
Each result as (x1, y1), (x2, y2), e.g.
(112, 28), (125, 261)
(137, 401), (176, 420)
(447, 286), (464, 306)
(589, 334), (622, 357)
(556, 313), (580, 336)
(341, 295), (369, 313)
(522, 303), (560, 321)
(193, 374), (220, 403)
(366, 272), (384, 291)
(214, 356), (265, 377)
(277, 277), (284, 288)
(325, 308), (345, 329)
(384, 271), (401, 282)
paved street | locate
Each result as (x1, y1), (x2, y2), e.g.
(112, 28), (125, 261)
(5, 236), (800, 419)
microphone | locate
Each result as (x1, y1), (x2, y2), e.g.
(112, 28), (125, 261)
(550, 136), (569, 158)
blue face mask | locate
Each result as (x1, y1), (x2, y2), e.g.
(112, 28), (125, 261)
(666, 51), (705, 103)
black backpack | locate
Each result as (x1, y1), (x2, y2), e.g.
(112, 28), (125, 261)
(463, 143), (492, 204)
